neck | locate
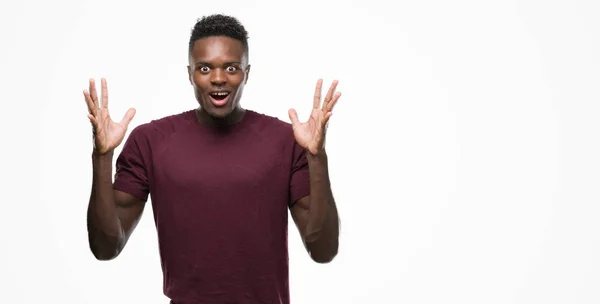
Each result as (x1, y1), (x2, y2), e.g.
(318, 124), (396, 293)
(195, 106), (246, 127)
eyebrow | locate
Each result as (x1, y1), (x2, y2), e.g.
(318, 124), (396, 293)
(194, 61), (243, 66)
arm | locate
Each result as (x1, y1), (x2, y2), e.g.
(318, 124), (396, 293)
(288, 78), (342, 264)
(290, 150), (339, 263)
(83, 77), (141, 260)
(86, 151), (146, 261)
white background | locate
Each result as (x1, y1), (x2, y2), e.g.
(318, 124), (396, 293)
(1, 0), (599, 303)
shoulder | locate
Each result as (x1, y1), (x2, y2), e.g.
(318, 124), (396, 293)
(245, 110), (304, 156)
(128, 110), (195, 141)
(246, 110), (294, 138)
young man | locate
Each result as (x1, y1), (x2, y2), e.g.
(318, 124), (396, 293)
(84, 14), (341, 303)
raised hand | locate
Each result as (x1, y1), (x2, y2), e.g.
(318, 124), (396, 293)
(84, 78), (136, 155)
(288, 79), (341, 155)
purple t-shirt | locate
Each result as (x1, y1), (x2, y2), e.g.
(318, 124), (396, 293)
(113, 109), (310, 304)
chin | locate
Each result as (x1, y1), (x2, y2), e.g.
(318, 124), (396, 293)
(202, 103), (236, 120)
(207, 109), (233, 120)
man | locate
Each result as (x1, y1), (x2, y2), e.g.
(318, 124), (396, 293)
(84, 14), (340, 303)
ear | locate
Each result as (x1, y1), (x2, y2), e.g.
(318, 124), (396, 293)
(244, 64), (251, 84)
(187, 65), (193, 85)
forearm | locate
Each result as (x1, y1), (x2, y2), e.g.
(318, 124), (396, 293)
(87, 151), (125, 260)
(305, 150), (339, 262)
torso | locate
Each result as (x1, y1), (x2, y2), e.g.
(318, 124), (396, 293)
(121, 109), (307, 304)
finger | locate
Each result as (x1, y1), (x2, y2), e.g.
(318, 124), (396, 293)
(88, 114), (98, 129)
(101, 78), (108, 108)
(313, 79), (323, 109)
(83, 90), (96, 115)
(288, 108), (301, 128)
(325, 91), (341, 112)
(89, 78), (99, 107)
(321, 112), (333, 140)
(322, 80), (339, 110)
(119, 108), (136, 128)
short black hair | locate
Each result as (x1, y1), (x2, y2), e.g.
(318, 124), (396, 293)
(188, 14), (249, 59)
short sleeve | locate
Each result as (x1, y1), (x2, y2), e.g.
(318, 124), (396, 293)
(113, 126), (150, 202)
(289, 141), (310, 207)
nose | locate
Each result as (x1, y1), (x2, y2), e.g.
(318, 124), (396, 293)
(210, 68), (226, 85)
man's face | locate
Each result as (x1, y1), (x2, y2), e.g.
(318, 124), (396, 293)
(188, 36), (250, 120)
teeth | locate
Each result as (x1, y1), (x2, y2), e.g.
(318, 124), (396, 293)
(211, 92), (229, 96)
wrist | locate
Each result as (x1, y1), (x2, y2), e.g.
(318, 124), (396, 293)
(307, 149), (328, 163)
(92, 150), (114, 162)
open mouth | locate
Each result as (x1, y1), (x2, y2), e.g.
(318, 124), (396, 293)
(208, 91), (230, 106)
(210, 91), (230, 100)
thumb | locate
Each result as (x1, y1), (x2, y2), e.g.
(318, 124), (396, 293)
(120, 108), (136, 128)
(288, 108), (300, 128)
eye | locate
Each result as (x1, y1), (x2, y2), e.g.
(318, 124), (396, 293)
(198, 66), (210, 73)
(226, 66), (237, 73)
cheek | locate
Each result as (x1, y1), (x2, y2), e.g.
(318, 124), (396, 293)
(192, 73), (202, 85)
(192, 74), (209, 89)
(234, 84), (246, 98)
(231, 74), (246, 87)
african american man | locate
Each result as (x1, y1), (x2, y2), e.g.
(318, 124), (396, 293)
(84, 14), (341, 304)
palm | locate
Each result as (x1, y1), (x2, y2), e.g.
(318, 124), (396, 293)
(93, 108), (129, 153)
(84, 78), (136, 155)
(289, 79), (341, 155)
(292, 109), (328, 153)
